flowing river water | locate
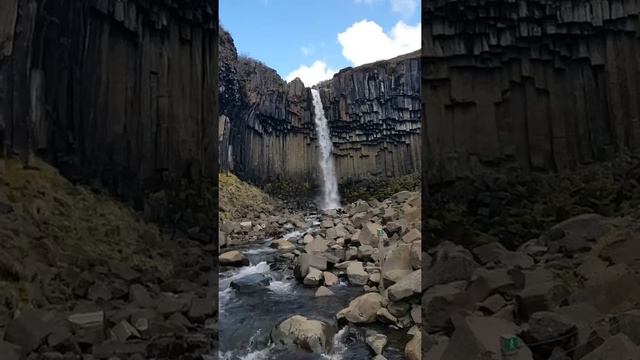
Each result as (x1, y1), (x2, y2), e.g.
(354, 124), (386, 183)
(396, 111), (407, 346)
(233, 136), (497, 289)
(218, 214), (409, 360)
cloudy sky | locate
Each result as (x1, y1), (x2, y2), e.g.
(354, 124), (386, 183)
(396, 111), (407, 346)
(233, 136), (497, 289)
(220, 0), (421, 86)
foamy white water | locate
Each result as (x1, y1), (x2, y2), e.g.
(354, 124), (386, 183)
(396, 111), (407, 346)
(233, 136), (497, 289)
(311, 88), (341, 210)
(219, 261), (271, 290)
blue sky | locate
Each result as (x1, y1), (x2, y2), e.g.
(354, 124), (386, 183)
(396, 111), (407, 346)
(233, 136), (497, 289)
(220, 0), (420, 86)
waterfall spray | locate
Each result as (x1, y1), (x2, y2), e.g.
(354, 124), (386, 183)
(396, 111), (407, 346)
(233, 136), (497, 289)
(311, 88), (341, 210)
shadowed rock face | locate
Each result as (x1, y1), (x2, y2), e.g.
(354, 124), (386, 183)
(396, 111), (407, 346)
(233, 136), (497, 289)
(424, 0), (640, 184)
(0, 0), (217, 201)
(219, 28), (421, 185)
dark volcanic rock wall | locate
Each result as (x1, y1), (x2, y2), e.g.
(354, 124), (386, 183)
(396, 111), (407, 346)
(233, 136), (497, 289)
(0, 0), (217, 201)
(424, 0), (640, 184)
(219, 29), (421, 184)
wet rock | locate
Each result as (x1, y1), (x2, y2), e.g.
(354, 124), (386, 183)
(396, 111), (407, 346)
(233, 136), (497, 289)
(376, 308), (397, 324)
(404, 331), (421, 360)
(218, 251), (249, 267)
(337, 293), (384, 323)
(271, 315), (335, 353)
(366, 333), (387, 355)
(346, 261), (369, 285)
(271, 239), (295, 252)
(230, 273), (271, 293)
(315, 286), (334, 297)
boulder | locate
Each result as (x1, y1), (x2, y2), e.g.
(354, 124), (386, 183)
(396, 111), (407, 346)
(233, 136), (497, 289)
(230, 273), (271, 293)
(294, 254), (327, 279)
(425, 244), (479, 289)
(346, 261), (369, 285)
(387, 270), (421, 301)
(304, 267), (324, 286)
(581, 333), (640, 360)
(323, 271), (339, 286)
(410, 242), (421, 269)
(402, 229), (421, 243)
(337, 293), (383, 323)
(382, 243), (413, 284)
(358, 222), (385, 246)
(219, 251), (249, 267)
(0, 340), (22, 360)
(366, 333), (388, 355)
(4, 310), (49, 352)
(271, 239), (295, 252)
(442, 316), (532, 360)
(516, 281), (570, 321)
(422, 281), (472, 332)
(271, 315), (335, 353)
(110, 320), (140, 342)
(305, 237), (328, 254)
(405, 331), (421, 360)
(129, 284), (153, 308)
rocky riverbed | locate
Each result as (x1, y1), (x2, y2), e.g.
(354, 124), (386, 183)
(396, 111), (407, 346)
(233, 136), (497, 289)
(218, 190), (422, 359)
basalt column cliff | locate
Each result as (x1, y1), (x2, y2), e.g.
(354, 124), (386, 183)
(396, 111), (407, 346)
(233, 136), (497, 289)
(0, 0), (217, 203)
(219, 29), (421, 185)
(424, 0), (640, 184)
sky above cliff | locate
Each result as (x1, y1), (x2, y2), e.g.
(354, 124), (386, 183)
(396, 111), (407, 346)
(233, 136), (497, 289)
(220, 0), (421, 86)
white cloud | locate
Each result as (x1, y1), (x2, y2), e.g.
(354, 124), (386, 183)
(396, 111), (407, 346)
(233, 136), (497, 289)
(390, 0), (417, 17)
(285, 60), (337, 87)
(337, 20), (420, 66)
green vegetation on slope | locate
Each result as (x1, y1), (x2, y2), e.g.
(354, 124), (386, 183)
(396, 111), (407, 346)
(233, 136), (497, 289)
(219, 172), (277, 222)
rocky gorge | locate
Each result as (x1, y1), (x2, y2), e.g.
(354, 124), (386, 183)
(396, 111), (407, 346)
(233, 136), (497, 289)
(218, 180), (422, 359)
(219, 28), (421, 187)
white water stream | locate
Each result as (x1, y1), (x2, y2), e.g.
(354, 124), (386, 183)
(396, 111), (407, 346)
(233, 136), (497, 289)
(311, 88), (341, 210)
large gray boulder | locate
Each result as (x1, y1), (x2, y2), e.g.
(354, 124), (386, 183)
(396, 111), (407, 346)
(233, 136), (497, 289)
(271, 315), (336, 353)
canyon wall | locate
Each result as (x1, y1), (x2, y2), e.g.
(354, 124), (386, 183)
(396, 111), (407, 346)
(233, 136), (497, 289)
(0, 0), (217, 202)
(219, 29), (421, 184)
(424, 0), (640, 184)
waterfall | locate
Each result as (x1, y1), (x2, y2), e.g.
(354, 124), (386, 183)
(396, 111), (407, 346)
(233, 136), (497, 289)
(311, 88), (341, 210)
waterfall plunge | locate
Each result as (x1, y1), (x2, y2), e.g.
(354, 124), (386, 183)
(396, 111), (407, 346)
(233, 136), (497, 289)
(311, 89), (341, 210)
